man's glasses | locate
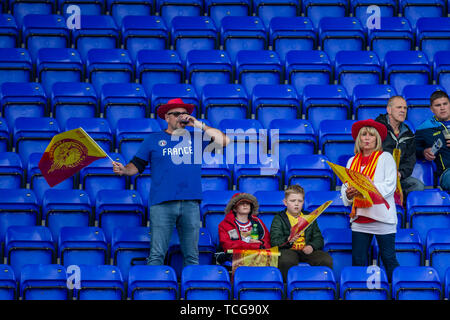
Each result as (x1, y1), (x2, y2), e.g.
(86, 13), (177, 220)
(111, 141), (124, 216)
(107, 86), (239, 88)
(167, 111), (190, 117)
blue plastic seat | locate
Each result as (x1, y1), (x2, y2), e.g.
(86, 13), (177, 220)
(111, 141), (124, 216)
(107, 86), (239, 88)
(201, 160), (232, 192)
(220, 16), (267, 63)
(233, 157), (282, 194)
(0, 117), (8, 152)
(128, 265), (177, 300)
(285, 50), (332, 96)
(0, 265), (16, 300)
(100, 83), (148, 132)
(186, 49), (233, 96)
(72, 15), (119, 61)
(58, 0), (104, 16)
(111, 227), (151, 282)
(434, 50), (450, 93)
(254, 0), (299, 30)
(181, 265), (231, 300)
(171, 16), (218, 63)
(205, 0), (250, 28)
(85, 48), (134, 94)
(318, 17), (365, 62)
(305, 190), (351, 230)
(22, 14), (70, 61)
(1, 82), (48, 131)
(302, 84), (350, 132)
(107, 0), (152, 27)
(384, 50), (431, 95)
(252, 84), (300, 129)
(416, 17), (450, 64)
(287, 265), (336, 300)
(0, 14), (18, 48)
(235, 50), (282, 96)
(121, 16), (168, 63)
(445, 267), (450, 299)
(0, 48), (32, 86)
(399, 0), (445, 29)
(367, 17), (413, 64)
(233, 266), (284, 300)
(406, 190), (450, 244)
(352, 84), (397, 120)
(155, 0), (203, 28)
(426, 228), (450, 281)
(75, 265), (124, 300)
(6, 226), (55, 280)
(318, 119), (355, 167)
(392, 266), (442, 300)
(303, 0), (348, 29)
(351, 0), (397, 30)
(285, 154), (334, 192)
(20, 264), (68, 300)
(0, 151), (23, 189)
(340, 266), (389, 300)
(65, 117), (113, 153)
(322, 228), (353, 280)
(411, 159), (436, 187)
(151, 83), (199, 118)
(136, 49), (183, 94)
(9, 0), (53, 28)
(95, 189), (146, 243)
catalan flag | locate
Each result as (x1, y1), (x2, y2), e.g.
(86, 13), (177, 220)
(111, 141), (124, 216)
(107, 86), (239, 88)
(38, 128), (108, 187)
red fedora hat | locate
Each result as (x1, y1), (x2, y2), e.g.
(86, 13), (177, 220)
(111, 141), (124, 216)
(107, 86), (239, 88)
(351, 119), (387, 141)
(157, 98), (195, 119)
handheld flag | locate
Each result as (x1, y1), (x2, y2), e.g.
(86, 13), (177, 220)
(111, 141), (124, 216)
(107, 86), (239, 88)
(38, 127), (109, 187)
(227, 248), (280, 278)
(392, 148), (404, 206)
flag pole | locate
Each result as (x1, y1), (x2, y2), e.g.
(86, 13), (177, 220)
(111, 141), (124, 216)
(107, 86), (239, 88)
(78, 127), (115, 164)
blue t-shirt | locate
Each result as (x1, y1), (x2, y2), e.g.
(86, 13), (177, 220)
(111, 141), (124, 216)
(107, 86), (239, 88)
(133, 130), (211, 206)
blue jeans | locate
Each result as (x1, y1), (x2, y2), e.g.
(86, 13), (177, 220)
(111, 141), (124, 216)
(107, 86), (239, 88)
(147, 200), (200, 267)
(352, 231), (399, 282)
(440, 168), (450, 192)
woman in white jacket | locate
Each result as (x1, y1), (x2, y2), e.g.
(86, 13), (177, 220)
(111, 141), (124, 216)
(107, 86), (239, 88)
(341, 119), (400, 281)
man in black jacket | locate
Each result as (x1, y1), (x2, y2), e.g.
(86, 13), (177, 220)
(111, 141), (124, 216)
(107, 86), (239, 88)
(375, 96), (424, 198)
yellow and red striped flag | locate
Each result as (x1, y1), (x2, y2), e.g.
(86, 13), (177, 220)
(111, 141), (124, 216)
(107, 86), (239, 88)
(228, 247), (280, 278)
(38, 128), (108, 187)
(392, 148), (404, 206)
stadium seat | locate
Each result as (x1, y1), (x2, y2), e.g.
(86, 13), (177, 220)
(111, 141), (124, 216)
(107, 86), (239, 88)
(95, 189), (146, 243)
(0, 48), (32, 86)
(384, 50), (431, 95)
(434, 50), (450, 93)
(186, 49), (232, 96)
(220, 16), (267, 63)
(72, 15), (119, 61)
(411, 159), (436, 187)
(85, 48), (134, 95)
(426, 228), (450, 281)
(233, 266), (284, 300)
(252, 84), (300, 129)
(399, 0), (445, 29)
(392, 266), (442, 300)
(205, 0), (250, 28)
(253, 190), (284, 228)
(322, 228), (353, 280)
(58, 0), (104, 16)
(233, 157), (282, 194)
(416, 17), (450, 64)
(318, 17), (365, 62)
(0, 151), (23, 189)
(107, 0), (152, 27)
(9, 0), (53, 28)
(0, 264), (16, 300)
(151, 83), (199, 118)
(269, 119), (316, 172)
(303, 0), (348, 29)
(445, 267), (450, 299)
(75, 265), (124, 300)
(121, 15), (168, 63)
(50, 82), (98, 129)
(58, 226), (108, 267)
(111, 226), (151, 282)
(20, 264), (68, 300)
(1, 82), (48, 131)
(285, 50), (332, 96)
(181, 265), (231, 300)
(351, 0), (396, 29)
(0, 14), (18, 48)
(334, 50), (382, 96)
(42, 189), (92, 241)
(116, 118), (161, 163)
(201, 160), (232, 192)
(133, 165), (151, 209)
(285, 154), (334, 192)
(352, 84), (397, 120)
(6, 226), (55, 280)
(302, 84), (350, 132)
(403, 84), (445, 129)
(13, 117), (59, 165)
(128, 265), (178, 300)
(254, 0), (299, 30)
(65, 117), (113, 153)
(287, 265), (336, 300)
(406, 190), (450, 243)
(201, 83), (248, 129)
(22, 14), (70, 61)
(0, 117), (8, 152)
(100, 83), (148, 132)
(155, 0), (203, 28)
(136, 49), (184, 94)
(318, 119), (355, 168)
(340, 266), (389, 300)
(305, 190), (351, 231)
(171, 16), (218, 63)
(36, 48), (84, 96)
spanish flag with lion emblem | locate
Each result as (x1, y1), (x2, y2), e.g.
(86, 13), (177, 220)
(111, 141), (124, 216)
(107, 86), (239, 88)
(38, 128), (107, 187)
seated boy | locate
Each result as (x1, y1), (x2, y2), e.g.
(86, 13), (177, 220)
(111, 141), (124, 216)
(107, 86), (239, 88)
(270, 184), (333, 281)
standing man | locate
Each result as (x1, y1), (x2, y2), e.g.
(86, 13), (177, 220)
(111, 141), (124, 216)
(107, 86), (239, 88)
(375, 96), (425, 199)
(416, 90), (450, 192)
(113, 98), (230, 267)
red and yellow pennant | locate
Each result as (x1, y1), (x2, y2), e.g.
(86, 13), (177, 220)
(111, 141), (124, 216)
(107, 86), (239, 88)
(228, 248), (280, 278)
(38, 128), (107, 187)
(392, 148), (404, 206)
